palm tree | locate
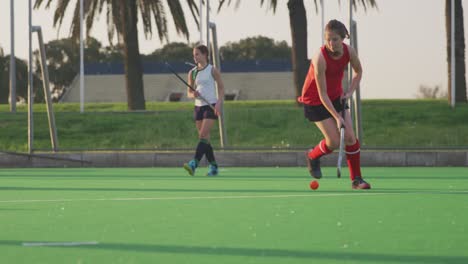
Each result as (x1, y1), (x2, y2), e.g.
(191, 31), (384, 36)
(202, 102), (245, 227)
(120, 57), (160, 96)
(34, 0), (200, 110)
(446, 0), (467, 104)
(219, 0), (377, 97)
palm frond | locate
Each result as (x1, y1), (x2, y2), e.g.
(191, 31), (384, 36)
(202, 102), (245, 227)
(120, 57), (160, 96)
(217, 0), (230, 12)
(105, 0), (117, 45)
(138, 0), (154, 39)
(151, 1), (169, 41)
(85, 0), (100, 39)
(353, 0), (379, 11)
(260, 0), (277, 12)
(186, 0), (200, 29)
(313, 0), (319, 14)
(51, 0), (71, 28)
(33, 0), (51, 9)
(166, 0), (189, 40)
(70, 0), (81, 41)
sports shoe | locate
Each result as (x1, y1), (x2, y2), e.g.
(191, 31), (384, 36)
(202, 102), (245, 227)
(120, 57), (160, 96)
(206, 164), (218, 176)
(305, 151), (322, 179)
(352, 177), (371, 189)
(183, 159), (197, 176)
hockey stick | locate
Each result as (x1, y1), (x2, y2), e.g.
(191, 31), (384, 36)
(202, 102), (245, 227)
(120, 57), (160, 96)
(337, 99), (346, 178)
(164, 62), (216, 111)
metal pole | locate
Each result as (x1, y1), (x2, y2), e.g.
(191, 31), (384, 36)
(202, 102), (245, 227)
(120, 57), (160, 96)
(451, 0), (456, 108)
(10, 0), (16, 113)
(33, 26), (59, 151)
(352, 21), (363, 144)
(209, 22), (227, 147)
(206, 0), (210, 47)
(321, 0), (324, 44)
(80, 0), (85, 113)
(199, 0), (203, 44)
(349, 0), (353, 37)
(348, 0), (355, 124)
(28, 0), (34, 154)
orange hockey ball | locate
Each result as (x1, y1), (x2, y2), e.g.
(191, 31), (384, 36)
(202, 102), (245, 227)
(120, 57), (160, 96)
(310, 180), (319, 190)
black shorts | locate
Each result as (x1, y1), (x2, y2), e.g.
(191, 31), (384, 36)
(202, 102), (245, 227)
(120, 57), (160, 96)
(194, 104), (218, 121)
(303, 98), (348, 122)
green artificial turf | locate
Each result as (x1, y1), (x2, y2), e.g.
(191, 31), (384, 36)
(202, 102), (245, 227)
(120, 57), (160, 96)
(0, 167), (467, 263)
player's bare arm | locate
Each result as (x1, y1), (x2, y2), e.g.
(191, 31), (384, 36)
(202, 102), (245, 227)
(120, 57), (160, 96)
(345, 44), (363, 99)
(187, 70), (199, 98)
(212, 67), (224, 116)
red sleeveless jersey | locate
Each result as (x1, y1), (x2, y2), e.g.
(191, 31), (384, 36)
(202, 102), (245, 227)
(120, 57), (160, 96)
(298, 44), (350, 106)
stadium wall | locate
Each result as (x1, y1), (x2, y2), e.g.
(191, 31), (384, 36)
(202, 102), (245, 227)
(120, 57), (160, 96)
(60, 72), (295, 102)
(60, 60), (296, 102)
(1, 151), (467, 168)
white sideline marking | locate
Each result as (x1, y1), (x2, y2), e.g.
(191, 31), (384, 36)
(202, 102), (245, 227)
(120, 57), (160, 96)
(0, 193), (388, 204)
(22, 241), (99, 247)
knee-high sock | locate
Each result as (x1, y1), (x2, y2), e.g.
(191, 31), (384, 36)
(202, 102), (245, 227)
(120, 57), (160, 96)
(205, 143), (217, 165)
(194, 139), (210, 163)
(308, 139), (333, 160)
(346, 140), (361, 181)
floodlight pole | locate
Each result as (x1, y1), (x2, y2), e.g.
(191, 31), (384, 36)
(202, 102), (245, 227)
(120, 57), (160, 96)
(80, 0), (85, 113)
(199, 0), (203, 44)
(321, 0), (324, 44)
(348, 0), (363, 143)
(451, 0), (456, 108)
(348, 0), (354, 121)
(10, 0), (16, 113)
(352, 21), (363, 144)
(206, 0), (210, 46)
(28, 0), (34, 154)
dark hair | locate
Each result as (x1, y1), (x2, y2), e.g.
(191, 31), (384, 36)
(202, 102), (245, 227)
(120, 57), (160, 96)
(325, 19), (349, 39)
(195, 44), (209, 61)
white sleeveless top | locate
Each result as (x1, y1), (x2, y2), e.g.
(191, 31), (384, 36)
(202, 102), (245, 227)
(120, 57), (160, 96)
(192, 64), (218, 106)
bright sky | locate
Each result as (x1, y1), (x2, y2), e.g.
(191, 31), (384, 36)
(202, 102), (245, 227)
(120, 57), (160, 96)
(1, 0), (467, 99)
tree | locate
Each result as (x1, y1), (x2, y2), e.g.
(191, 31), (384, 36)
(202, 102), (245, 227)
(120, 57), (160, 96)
(0, 49), (8, 103)
(446, 0), (467, 104)
(220, 36), (291, 61)
(145, 42), (193, 62)
(219, 0), (377, 98)
(32, 37), (105, 101)
(34, 0), (201, 110)
(415, 85), (447, 99)
(0, 47), (44, 104)
(101, 44), (124, 63)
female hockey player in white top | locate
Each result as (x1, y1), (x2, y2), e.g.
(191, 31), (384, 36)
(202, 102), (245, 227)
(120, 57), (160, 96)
(183, 44), (224, 176)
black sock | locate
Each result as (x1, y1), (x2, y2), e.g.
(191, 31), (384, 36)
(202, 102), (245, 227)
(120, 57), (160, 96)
(194, 139), (210, 162)
(205, 144), (217, 166)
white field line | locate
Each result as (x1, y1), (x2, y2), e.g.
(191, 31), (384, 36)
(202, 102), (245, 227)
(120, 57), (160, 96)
(22, 241), (99, 247)
(0, 192), (390, 204)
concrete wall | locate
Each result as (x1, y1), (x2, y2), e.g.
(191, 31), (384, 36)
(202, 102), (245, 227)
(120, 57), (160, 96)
(1, 151), (467, 168)
(60, 72), (296, 103)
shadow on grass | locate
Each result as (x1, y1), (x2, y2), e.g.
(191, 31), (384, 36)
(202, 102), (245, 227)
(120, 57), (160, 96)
(1, 172), (467, 181)
(0, 208), (36, 211)
(0, 174), (309, 180)
(0, 186), (311, 193)
(0, 240), (466, 263)
(367, 176), (468, 181)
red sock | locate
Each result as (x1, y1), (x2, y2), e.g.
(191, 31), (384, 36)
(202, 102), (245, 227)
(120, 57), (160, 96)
(346, 140), (362, 181)
(308, 139), (333, 160)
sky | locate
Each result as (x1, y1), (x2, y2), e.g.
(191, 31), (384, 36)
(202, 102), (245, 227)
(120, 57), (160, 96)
(1, 0), (467, 99)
